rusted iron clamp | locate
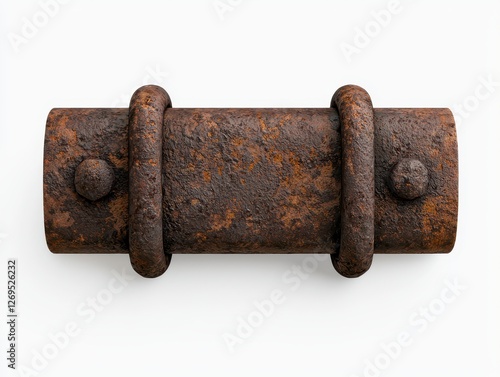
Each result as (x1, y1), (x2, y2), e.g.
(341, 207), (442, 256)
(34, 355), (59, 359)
(44, 85), (458, 278)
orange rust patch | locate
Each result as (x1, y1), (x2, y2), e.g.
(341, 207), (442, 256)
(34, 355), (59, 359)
(422, 199), (448, 249)
(60, 127), (77, 144)
(195, 232), (207, 242)
(314, 165), (333, 192)
(273, 153), (283, 164)
(203, 171), (211, 182)
(210, 209), (236, 232)
(232, 137), (243, 146)
(53, 211), (75, 228)
(108, 153), (127, 169)
(108, 197), (127, 234)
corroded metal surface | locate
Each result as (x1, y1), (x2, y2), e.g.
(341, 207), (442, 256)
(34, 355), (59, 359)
(331, 85), (375, 278)
(163, 108), (341, 254)
(43, 85), (459, 278)
(128, 86), (171, 277)
(373, 108), (457, 254)
(44, 108), (129, 253)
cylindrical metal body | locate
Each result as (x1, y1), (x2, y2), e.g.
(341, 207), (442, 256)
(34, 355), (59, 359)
(44, 106), (458, 256)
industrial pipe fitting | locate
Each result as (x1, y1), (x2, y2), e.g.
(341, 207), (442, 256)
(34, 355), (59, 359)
(43, 85), (458, 278)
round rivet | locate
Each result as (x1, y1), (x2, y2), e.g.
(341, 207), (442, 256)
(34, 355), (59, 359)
(389, 158), (429, 200)
(74, 159), (114, 201)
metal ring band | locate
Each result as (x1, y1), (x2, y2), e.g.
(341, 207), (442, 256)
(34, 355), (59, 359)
(330, 85), (375, 277)
(128, 85), (172, 278)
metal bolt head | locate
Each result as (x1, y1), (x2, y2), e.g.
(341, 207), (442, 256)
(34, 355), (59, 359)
(389, 158), (429, 200)
(74, 159), (114, 201)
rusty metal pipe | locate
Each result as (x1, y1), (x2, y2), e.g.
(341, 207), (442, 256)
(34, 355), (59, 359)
(43, 85), (458, 278)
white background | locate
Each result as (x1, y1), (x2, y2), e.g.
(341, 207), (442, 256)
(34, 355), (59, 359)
(1, 1), (499, 376)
